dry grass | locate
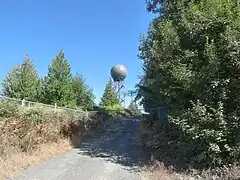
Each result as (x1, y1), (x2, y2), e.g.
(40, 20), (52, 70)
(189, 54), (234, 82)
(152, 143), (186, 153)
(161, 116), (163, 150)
(0, 117), (83, 180)
(0, 102), (106, 180)
(0, 115), (87, 180)
(140, 160), (186, 180)
(141, 168), (177, 180)
(141, 160), (240, 180)
(0, 139), (72, 180)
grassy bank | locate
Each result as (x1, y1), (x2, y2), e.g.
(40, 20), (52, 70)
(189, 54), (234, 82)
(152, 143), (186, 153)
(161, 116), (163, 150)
(0, 101), (107, 179)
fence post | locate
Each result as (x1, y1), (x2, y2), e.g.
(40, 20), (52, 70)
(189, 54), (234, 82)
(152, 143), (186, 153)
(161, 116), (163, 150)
(55, 103), (57, 112)
(22, 99), (25, 107)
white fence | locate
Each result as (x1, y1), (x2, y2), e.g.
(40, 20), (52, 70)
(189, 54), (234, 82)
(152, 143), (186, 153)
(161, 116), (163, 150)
(0, 95), (90, 118)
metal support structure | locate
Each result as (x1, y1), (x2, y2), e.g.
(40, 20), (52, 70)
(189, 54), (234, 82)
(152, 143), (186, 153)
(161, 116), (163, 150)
(113, 80), (124, 104)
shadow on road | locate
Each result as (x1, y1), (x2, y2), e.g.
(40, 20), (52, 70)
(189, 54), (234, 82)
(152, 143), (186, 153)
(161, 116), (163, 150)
(72, 117), (150, 170)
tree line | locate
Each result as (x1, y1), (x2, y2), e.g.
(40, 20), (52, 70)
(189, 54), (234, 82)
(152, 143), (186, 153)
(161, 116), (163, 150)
(1, 49), (140, 113)
(1, 50), (95, 110)
(136, 0), (240, 167)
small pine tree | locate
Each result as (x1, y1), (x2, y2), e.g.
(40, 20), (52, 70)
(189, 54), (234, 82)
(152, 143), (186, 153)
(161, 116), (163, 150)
(99, 78), (120, 108)
(42, 49), (76, 108)
(2, 54), (41, 101)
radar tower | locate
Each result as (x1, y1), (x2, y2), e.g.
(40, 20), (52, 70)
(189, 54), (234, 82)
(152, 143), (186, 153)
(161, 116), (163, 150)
(110, 64), (128, 104)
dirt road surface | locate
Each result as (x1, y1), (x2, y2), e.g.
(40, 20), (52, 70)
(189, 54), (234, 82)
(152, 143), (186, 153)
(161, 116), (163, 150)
(12, 118), (149, 180)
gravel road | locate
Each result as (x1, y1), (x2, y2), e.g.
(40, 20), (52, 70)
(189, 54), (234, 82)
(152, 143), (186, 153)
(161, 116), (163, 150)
(12, 118), (149, 180)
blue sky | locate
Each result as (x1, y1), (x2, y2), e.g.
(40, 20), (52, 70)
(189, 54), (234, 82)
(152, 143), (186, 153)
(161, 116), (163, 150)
(0, 0), (152, 105)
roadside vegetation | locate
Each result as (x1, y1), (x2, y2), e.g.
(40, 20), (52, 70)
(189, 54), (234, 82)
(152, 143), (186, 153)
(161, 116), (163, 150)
(0, 49), (135, 179)
(2, 0), (239, 179)
(136, 0), (240, 179)
(0, 99), (109, 179)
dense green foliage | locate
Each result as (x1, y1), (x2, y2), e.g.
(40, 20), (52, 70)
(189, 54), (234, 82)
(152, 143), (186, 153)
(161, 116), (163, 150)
(99, 79), (120, 108)
(2, 54), (41, 101)
(41, 50), (76, 108)
(2, 50), (95, 110)
(137, 0), (240, 167)
(72, 73), (95, 110)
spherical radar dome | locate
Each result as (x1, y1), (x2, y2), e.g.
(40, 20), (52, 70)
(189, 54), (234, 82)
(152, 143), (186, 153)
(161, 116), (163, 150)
(110, 64), (128, 82)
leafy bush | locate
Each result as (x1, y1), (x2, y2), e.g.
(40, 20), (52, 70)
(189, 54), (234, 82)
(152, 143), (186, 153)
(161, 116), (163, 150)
(170, 101), (233, 166)
(171, 100), (240, 167)
(140, 102), (240, 170)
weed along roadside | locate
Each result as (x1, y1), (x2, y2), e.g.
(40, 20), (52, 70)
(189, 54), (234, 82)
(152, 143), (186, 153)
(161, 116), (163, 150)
(0, 99), (115, 180)
(139, 113), (240, 180)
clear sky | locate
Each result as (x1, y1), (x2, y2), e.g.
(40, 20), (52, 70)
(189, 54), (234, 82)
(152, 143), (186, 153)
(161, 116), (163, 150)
(0, 0), (152, 105)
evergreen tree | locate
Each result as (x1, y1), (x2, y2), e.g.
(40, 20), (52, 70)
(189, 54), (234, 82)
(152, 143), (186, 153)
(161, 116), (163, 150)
(84, 88), (95, 110)
(137, 0), (240, 165)
(127, 100), (141, 116)
(72, 73), (95, 110)
(42, 49), (75, 108)
(99, 78), (120, 107)
(2, 54), (41, 101)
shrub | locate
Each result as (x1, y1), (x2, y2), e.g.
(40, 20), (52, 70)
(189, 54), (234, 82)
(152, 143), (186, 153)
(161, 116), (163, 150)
(140, 100), (240, 170)
(0, 100), (19, 118)
(170, 100), (240, 167)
